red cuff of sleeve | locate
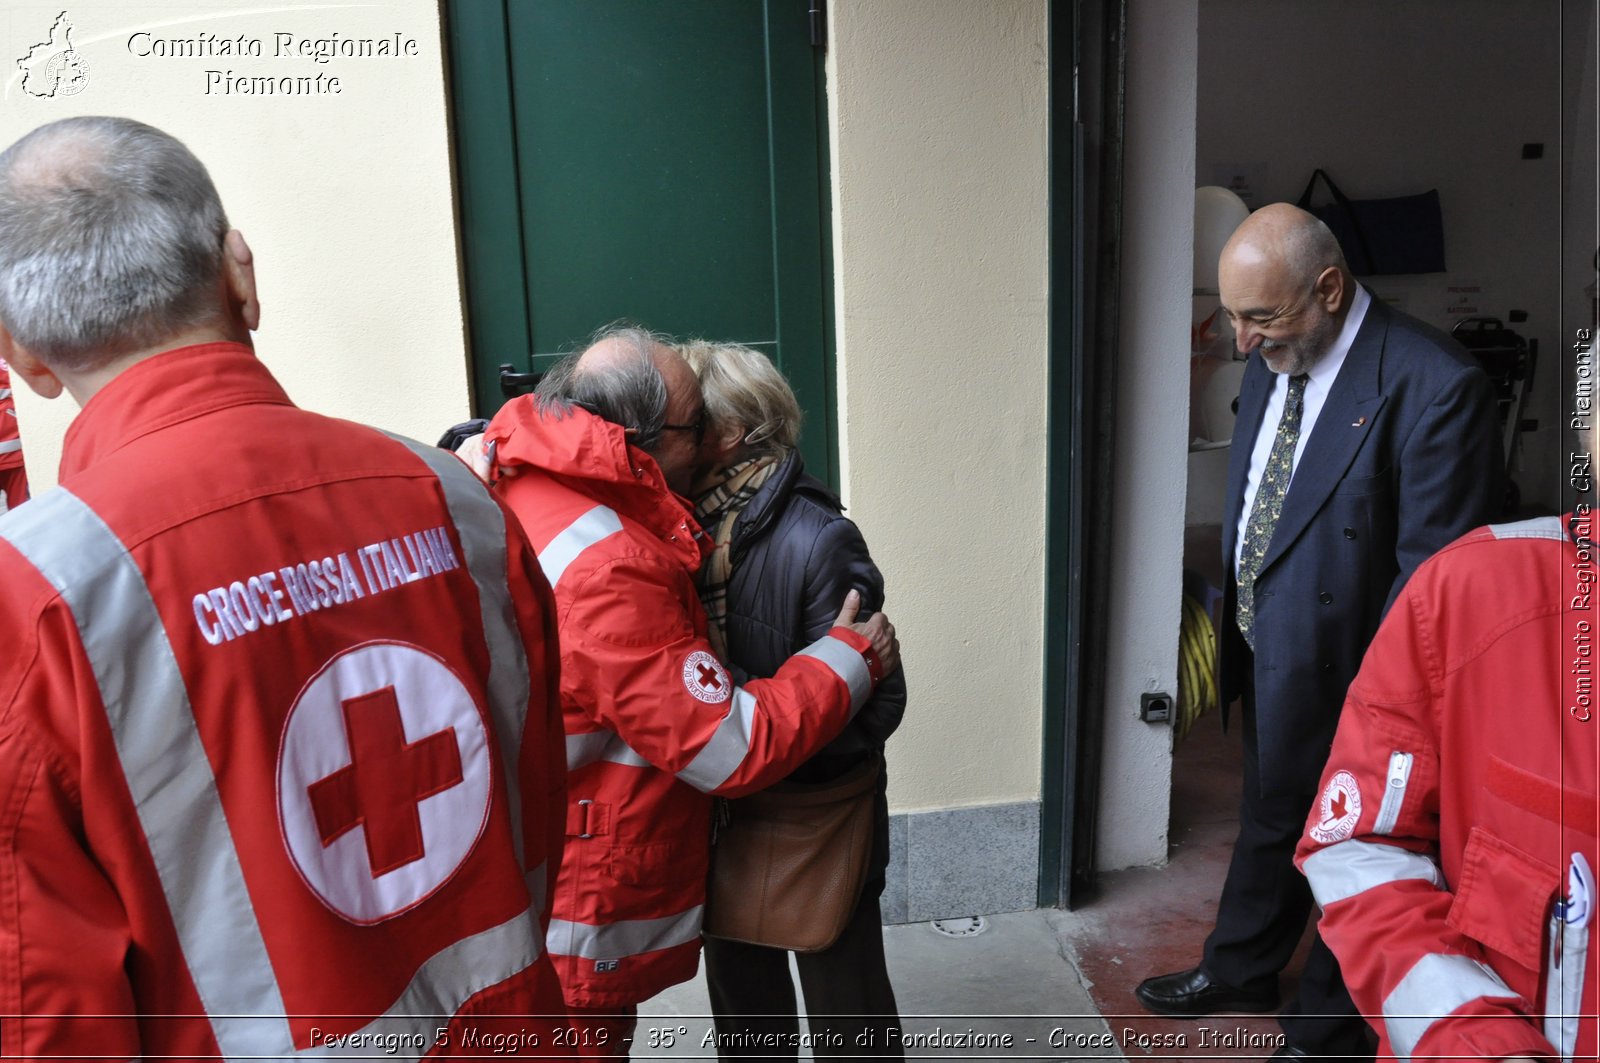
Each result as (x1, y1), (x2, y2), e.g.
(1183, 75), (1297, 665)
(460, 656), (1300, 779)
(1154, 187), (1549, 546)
(828, 625), (882, 685)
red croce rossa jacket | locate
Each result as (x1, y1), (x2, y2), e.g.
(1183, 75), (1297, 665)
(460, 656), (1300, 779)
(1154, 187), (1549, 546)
(0, 345), (570, 1060)
(1297, 514), (1598, 1062)
(484, 397), (881, 1009)
(0, 359), (28, 510)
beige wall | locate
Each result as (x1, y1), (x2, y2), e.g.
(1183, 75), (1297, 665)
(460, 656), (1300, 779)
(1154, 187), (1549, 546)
(826, 0), (1049, 813)
(3, 2), (470, 487)
(5, 0), (1184, 875)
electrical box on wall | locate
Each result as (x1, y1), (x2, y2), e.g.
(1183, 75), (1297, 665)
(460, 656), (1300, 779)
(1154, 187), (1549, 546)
(1140, 692), (1173, 724)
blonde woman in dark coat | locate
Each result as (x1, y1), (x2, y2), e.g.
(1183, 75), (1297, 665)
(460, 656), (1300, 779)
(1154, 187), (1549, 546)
(682, 341), (906, 1061)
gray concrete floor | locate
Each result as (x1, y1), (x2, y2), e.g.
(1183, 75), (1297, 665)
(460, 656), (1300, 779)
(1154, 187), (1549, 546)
(637, 909), (1123, 1061)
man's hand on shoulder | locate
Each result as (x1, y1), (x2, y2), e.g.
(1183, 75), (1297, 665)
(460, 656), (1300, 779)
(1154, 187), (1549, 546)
(833, 589), (900, 678)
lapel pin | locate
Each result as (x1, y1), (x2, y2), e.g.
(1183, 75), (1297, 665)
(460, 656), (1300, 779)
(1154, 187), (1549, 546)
(1352, 416), (1367, 427)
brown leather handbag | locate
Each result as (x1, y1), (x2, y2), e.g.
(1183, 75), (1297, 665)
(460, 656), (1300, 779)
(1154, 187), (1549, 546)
(703, 752), (881, 953)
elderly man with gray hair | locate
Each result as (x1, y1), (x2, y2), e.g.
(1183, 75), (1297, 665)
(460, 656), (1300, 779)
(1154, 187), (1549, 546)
(0, 116), (573, 1058)
(477, 327), (900, 1058)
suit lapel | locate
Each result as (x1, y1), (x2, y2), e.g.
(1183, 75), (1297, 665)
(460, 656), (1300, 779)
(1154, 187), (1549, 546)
(1258, 298), (1390, 576)
(1222, 356), (1273, 570)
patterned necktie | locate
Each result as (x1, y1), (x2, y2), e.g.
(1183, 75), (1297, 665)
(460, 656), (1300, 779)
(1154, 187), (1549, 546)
(1236, 373), (1308, 650)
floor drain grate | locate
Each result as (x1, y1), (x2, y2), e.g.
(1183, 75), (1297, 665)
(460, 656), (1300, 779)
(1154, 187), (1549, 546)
(930, 916), (987, 938)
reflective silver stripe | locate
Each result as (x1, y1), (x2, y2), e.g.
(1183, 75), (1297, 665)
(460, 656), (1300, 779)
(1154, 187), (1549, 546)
(1488, 515), (1565, 541)
(546, 905), (704, 962)
(538, 505), (624, 588)
(389, 435), (533, 868)
(798, 634), (873, 715)
(0, 488), (294, 1057)
(325, 905), (545, 1061)
(566, 729), (651, 771)
(0, 438), (21, 454)
(0, 387), (10, 398)
(677, 687), (759, 792)
(1383, 952), (1517, 1060)
(1304, 840), (1443, 908)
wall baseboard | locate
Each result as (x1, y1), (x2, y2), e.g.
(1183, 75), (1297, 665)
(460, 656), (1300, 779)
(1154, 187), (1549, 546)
(879, 801), (1041, 924)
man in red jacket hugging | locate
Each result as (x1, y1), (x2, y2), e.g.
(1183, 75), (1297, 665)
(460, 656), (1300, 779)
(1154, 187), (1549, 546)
(479, 325), (901, 1057)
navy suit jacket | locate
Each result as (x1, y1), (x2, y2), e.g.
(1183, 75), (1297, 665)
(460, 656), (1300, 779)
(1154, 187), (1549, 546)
(1220, 295), (1502, 797)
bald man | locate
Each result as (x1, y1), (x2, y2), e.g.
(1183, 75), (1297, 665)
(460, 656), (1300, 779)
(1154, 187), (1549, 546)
(1136, 205), (1502, 1058)
(478, 325), (900, 1058)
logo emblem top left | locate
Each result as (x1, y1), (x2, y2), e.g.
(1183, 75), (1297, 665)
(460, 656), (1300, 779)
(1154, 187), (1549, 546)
(18, 12), (90, 99)
(277, 642), (492, 924)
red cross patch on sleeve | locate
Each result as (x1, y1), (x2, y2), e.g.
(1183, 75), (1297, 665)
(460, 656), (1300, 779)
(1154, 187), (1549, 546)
(1309, 769), (1362, 844)
(682, 650), (732, 704)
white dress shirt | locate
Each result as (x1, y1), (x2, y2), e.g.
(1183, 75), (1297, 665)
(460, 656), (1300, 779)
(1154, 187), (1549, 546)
(1234, 285), (1372, 574)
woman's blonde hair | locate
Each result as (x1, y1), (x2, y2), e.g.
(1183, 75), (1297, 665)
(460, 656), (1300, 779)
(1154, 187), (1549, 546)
(679, 340), (802, 458)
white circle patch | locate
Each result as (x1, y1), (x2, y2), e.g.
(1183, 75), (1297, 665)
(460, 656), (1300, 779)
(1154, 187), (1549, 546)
(682, 650), (732, 704)
(1309, 769), (1362, 845)
(277, 642), (492, 924)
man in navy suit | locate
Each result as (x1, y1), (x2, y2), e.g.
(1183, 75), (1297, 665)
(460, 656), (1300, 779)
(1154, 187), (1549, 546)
(1136, 204), (1502, 1058)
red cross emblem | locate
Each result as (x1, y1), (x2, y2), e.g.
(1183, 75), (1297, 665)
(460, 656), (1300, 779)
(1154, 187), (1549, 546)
(278, 642), (492, 924)
(306, 686), (463, 877)
(682, 650), (731, 704)
(1310, 770), (1362, 844)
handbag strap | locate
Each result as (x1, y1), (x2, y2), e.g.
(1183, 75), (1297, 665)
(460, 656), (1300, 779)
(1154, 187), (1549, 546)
(1296, 168), (1376, 275)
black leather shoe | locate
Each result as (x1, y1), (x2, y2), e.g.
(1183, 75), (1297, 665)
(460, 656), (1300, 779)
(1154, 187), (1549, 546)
(1270, 1048), (1310, 1059)
(1133, 966), (1278, 1016)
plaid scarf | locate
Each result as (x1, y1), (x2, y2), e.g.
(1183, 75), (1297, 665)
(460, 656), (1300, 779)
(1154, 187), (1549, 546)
(693, 456), (779, 662)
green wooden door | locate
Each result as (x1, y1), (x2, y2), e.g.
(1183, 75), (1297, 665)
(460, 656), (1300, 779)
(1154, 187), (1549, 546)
(446, 0), (837, 482)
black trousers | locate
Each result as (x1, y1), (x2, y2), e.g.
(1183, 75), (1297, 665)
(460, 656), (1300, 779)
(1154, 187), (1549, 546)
(1201, 679), (1373, 1059)
(702, 891), (903, 1060)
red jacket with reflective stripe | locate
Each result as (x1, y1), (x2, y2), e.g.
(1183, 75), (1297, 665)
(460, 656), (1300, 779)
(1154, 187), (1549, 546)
(0, 361), (21, 466)
(1296, 515), (1598, 1062)
(0, 345), (570, 1060)
(0, 361), (28, 509)
(485, 398), (878, 1009)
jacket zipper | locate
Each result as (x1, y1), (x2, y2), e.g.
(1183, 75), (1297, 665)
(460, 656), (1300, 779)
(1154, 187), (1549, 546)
(1372, 751), (1413, 835)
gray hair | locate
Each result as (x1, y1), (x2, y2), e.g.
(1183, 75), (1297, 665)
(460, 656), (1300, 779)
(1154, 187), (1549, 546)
(533, 324), (671, 451)
(679, 340), (801, 458)
(1281, 212), (1349, 285)
(0, 117), (230, 371)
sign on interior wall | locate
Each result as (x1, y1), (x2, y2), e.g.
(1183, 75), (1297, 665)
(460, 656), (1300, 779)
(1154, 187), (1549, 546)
(1445, 279), (1487, 318)
(1210, 162), (1268, 210)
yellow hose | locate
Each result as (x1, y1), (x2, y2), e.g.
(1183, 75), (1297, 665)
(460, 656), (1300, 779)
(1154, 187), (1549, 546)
(1175, 593), (1218, 745)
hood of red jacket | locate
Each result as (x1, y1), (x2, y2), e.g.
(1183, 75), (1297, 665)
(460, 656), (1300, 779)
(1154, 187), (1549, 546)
(484, 396), (708, 569)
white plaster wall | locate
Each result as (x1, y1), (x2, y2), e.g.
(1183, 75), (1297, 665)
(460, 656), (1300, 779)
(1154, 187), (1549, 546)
(1, 2), (468, 488)
(1198, 0), (1565, 510)
(826, 0), (1049, 812)
(1093, 1), (1196, 870)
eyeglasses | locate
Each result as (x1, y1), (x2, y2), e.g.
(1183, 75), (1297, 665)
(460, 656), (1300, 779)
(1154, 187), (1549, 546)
(660, 415), (706, 445)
